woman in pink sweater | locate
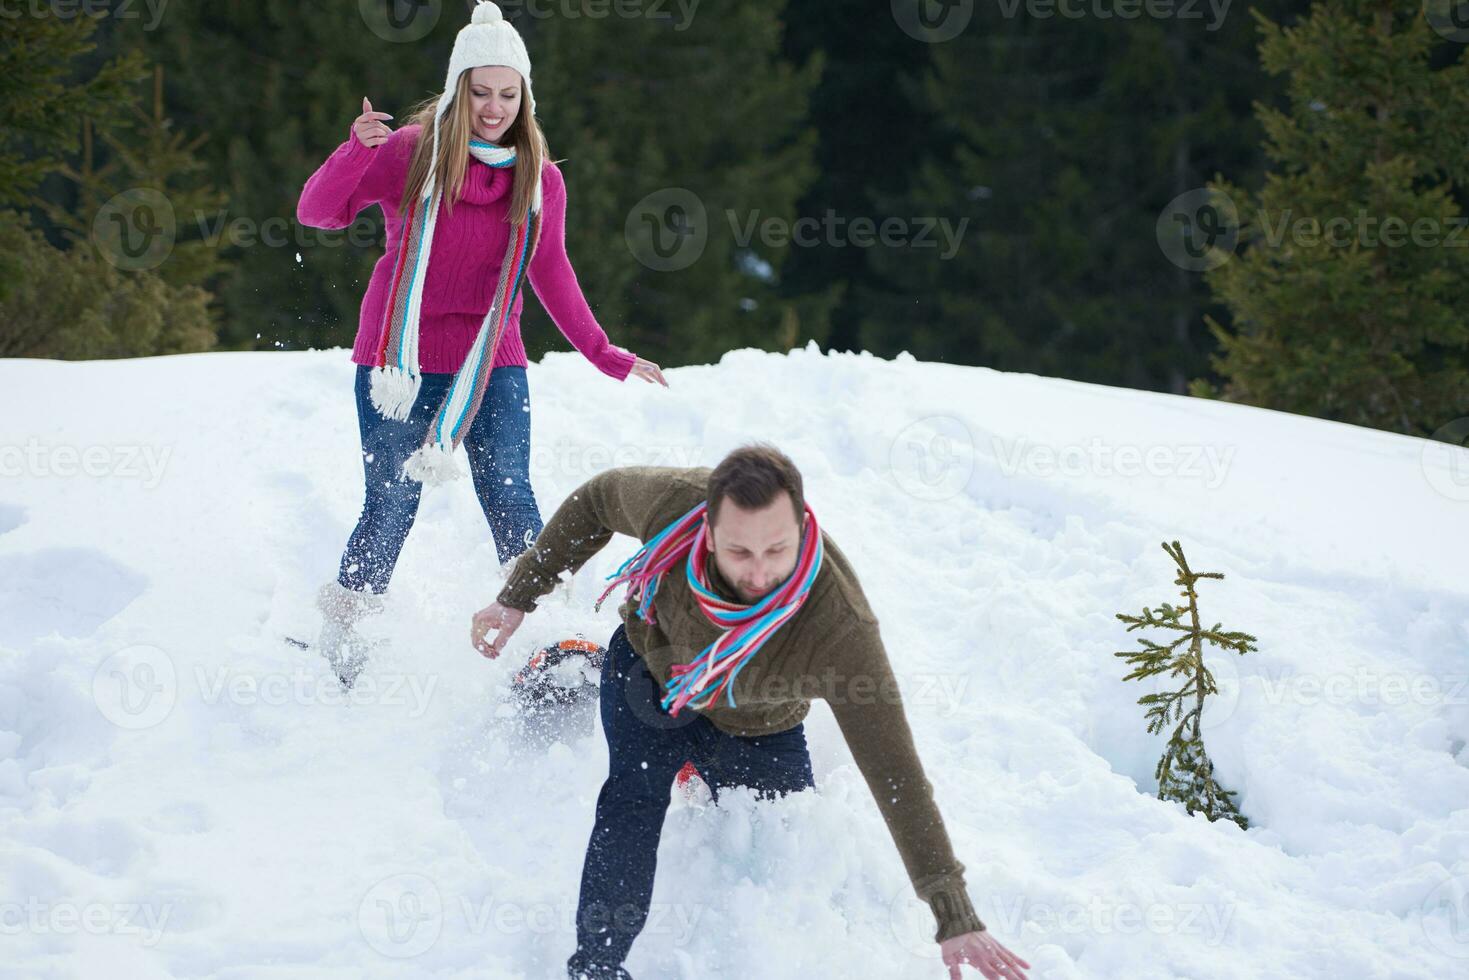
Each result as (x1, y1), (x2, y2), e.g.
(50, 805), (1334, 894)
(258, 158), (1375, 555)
(296, 1), (665, 683)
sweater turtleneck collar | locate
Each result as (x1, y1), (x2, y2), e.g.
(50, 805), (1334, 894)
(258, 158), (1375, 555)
(453, 156), (514, 206)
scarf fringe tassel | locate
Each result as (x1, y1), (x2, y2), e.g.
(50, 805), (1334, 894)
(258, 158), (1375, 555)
(402, 443), (463, 486)
(369, 365), (421, 422)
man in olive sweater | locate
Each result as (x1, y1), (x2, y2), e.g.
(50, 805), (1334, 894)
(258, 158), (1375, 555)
(471, 444), (1029, 980)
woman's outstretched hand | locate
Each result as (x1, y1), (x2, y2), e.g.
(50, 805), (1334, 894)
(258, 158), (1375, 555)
(940, 931), (1030, 980)
(629, 356), (668, 387)
(353, 96), (394, 148)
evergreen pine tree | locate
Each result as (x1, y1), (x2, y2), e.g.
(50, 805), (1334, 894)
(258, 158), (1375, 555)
(0, 209), (213, 359)
(774, 0), (936, 357)
(1197, 0), (1469, 435)
(124, 0), (447, 351)
(1115, 541), (1257, 830)
(38, 64), (229, 292)
(1, 11), (215, 358)
(0, 7), (146, 208)
(862, 0), (1303, 392)
(513, 0), (827, 366)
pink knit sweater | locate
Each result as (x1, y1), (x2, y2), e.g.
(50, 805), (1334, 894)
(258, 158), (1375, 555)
(297, 123), (637, 380)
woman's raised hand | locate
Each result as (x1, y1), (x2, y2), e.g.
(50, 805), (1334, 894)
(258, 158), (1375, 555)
(353, 96), (395, 148)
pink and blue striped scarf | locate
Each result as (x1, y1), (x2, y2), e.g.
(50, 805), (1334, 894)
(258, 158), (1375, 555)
(596, 500), (824, 716)
(369, 135), (541, 485)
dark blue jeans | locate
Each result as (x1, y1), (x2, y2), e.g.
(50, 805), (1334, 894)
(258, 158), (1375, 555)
(570, 624), (815, 975)
(338, 363), (543, 593)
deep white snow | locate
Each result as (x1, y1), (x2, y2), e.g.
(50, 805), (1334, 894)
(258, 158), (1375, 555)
(1, 345), (1466, 979)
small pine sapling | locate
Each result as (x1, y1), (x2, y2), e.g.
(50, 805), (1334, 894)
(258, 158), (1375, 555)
(1115, 541), (1257, 830)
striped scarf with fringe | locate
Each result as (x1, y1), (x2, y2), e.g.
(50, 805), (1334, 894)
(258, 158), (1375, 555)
(368, 135), (541, 485)
(595, 500), (825, 717)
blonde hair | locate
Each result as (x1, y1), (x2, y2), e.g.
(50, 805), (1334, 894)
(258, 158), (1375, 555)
(397, 68), (550, 229)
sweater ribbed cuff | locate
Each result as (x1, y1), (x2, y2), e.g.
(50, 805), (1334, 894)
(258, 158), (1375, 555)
(601, 345), (638, 381)
(925, 882), (987, 943)
(497, 562), (549, 613)
(344, 128), (377, 161)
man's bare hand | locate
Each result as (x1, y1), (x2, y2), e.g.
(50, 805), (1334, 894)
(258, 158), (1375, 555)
(940, 930), (1030, 980)
(470, 602), (525, 659)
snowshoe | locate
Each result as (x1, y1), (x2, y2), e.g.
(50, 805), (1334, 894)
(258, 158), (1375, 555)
(510, 637), (606, 743)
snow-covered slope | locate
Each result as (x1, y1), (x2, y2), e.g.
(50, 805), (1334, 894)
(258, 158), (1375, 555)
(2, 345), (1466, 979)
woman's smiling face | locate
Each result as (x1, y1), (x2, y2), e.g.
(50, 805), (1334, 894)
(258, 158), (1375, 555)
(467, 65), (523, 144)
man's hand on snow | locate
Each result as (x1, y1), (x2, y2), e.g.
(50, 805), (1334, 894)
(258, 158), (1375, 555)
(470, 602), (525, 659)
(940, 930), (1030, 980)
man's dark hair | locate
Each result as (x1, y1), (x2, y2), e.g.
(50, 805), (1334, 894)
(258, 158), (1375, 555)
(707, 443), (804, 525)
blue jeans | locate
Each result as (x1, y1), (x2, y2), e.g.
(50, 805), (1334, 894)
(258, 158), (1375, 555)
(570, 624), (815, 975)
(337, 364), (543, 593)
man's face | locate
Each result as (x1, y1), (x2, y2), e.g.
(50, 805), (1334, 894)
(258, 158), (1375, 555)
(705, 494), (804, 604)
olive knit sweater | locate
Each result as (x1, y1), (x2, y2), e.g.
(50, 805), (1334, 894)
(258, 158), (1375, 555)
(498, 465), (987, 943)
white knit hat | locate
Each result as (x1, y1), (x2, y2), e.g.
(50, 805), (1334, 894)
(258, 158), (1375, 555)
(424, 0), (535, 199)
